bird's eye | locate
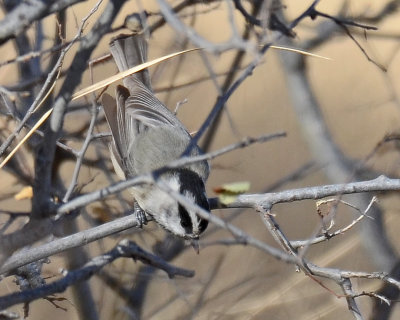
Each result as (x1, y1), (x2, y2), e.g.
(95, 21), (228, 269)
(181, 219), (190, 228)
(178, 204), (193, 232)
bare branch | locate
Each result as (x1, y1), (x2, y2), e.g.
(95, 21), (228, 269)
(339, 278), (364, 320)
(0, 240), (194, 310)
(214, 175), (400, 210)
(0, 0), (86, 45)
(0, 213), (142, 275)
(0, 0), (126, 267)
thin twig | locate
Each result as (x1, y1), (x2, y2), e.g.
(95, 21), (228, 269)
(63, 103), (99, 202)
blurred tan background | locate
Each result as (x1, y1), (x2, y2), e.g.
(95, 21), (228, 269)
(1, 0), (400, 319)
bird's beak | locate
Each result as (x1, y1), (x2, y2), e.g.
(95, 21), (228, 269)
(190, 238), (200, 254)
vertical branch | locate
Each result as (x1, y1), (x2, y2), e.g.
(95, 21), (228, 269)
(63, 102), (99, 202)
(340, 278), (364, 320)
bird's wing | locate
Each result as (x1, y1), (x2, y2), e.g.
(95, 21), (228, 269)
(124, 79), (189, 132)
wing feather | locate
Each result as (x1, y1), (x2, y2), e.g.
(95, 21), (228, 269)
(125, 79), (188, 129)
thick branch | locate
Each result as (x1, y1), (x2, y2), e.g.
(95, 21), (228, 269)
(212, 175), (400, 209)
(0, 240), (194, 310)
(0, 213), (141, 275)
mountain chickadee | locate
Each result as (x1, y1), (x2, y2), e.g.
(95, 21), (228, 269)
(101, 34), (210, 240)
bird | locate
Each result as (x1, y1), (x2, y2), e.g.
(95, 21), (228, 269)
(101, 33), (210, 240)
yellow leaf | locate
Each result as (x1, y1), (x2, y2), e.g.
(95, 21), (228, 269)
(218, 193), (238, 205)
(14, 186), (33, 200)
(214, 181), (250, 205)
(214, 181), (250, 194)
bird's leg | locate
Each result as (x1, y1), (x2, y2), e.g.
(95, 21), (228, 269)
(134, 200), (148, 228)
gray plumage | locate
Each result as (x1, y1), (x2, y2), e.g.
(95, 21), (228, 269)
(101, 34), (209, 239)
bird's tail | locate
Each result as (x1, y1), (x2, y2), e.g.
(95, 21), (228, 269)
(109, 33), (152, 91)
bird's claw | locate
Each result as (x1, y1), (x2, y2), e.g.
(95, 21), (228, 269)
(134, 201), (148, 228)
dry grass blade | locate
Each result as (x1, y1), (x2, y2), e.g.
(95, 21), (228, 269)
(33, 68), (61, 112)
(270, 45), (332, 60)
(0, 108), (53, 169)
(0, 68), (60, 170)
(72, 47), (200, 100)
